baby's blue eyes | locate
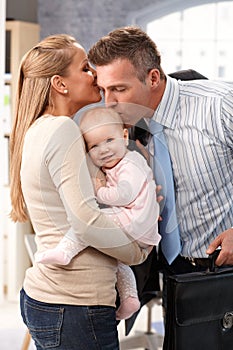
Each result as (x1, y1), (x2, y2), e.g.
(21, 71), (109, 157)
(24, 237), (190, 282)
(89, 138), (114, 150)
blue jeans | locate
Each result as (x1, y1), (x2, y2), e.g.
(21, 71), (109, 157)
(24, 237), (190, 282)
(20, 289), (119, 349)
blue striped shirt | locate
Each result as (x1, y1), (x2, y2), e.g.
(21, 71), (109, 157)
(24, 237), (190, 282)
(152, 76), (233, 258)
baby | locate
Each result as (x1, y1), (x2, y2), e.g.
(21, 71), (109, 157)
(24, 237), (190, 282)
(36, 107), (160, 320)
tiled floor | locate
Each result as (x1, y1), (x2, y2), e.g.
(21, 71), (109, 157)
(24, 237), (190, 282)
(0, 297), (164, 350)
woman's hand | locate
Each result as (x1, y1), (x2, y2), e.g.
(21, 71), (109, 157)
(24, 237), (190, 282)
(93, 176), (105, 194)
(135, 139), (150, 163)
(135, 139), (163, 220)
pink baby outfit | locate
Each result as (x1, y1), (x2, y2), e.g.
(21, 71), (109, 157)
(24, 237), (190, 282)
(97, 150), (161, 246)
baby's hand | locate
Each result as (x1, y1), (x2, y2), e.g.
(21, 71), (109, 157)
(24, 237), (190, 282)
(93, 177), (105, 194)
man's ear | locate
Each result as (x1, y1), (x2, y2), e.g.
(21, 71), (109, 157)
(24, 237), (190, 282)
(50, 75), (68, 94)
(148, 69), (160, 88)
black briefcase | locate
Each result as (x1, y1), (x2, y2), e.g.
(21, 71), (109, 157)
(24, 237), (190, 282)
(163, 253), (233, 350)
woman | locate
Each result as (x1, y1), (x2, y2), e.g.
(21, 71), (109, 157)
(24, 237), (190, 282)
(10, 34), (149, 350)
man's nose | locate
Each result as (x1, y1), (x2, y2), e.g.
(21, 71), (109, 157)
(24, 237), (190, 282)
(104, 91), (117, 104)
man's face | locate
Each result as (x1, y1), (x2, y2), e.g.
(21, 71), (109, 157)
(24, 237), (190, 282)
(96, 58), (154, 126)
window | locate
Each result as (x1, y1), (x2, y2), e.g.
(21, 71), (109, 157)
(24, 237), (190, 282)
(147, 1), (233, 80)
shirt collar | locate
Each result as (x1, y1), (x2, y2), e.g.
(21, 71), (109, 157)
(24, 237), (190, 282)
(151, 75), (180, 129)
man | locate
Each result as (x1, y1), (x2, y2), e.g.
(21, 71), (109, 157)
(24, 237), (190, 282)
(89, 24), (233, 333)
(89, 26), (233, 272)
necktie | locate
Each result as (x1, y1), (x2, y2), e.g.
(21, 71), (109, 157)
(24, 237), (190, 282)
(149, 119), (181, 264)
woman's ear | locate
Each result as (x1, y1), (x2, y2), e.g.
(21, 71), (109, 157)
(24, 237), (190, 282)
(51, 75), (68, 94)
(148, 69), (160, 88)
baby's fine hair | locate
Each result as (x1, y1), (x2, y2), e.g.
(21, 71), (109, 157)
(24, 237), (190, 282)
(79, 106), (124, 135)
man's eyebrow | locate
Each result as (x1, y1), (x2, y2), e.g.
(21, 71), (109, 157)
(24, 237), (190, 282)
(97, 83), (126, 89)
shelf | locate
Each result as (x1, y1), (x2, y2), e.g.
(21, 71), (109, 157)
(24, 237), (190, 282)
(5, 20), (40, 117)
(1, 20), (40, 301)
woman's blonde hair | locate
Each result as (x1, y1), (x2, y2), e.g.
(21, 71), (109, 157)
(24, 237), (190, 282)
(10, 34), (78, 222)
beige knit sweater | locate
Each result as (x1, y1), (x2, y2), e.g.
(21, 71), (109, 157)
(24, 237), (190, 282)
(21, 115), (148, 306)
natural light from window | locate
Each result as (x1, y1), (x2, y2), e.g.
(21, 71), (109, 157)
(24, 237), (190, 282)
(147, 1), (233, 81)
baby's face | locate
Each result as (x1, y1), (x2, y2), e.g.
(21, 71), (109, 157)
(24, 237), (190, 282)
(84, 123), (128, 169)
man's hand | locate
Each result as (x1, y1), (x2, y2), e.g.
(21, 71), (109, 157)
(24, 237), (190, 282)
(206, 228), (233, 265)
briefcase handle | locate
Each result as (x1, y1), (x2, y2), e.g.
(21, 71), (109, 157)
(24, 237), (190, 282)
(208, 248), (221, 272)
